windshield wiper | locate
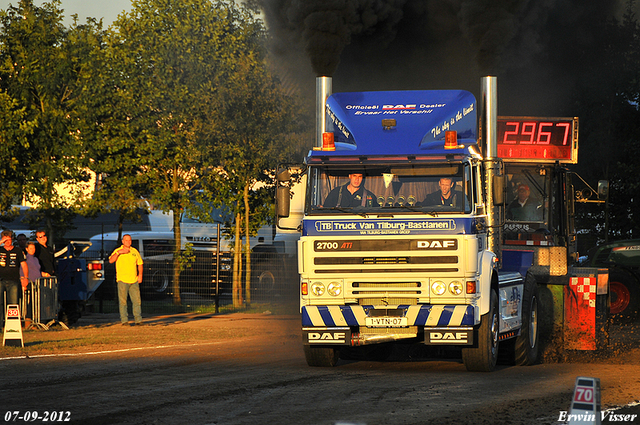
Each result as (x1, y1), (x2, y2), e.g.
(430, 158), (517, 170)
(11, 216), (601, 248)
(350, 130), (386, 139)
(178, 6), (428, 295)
(392, 205), (423, 213)
(394, 204), (438, 216)
(318, 207), (369, 218)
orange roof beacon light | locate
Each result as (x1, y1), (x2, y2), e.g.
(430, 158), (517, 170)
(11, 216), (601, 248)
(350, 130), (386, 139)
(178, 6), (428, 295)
(444, 130), (458, 149)
(322, 132), (336, 151)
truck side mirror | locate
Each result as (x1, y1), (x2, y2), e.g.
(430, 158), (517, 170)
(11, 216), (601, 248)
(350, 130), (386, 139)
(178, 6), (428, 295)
(276, 186), (291, 218)
(276, 167), (292, 219)
(597, 180), (609, 200)
(493, 175), (505, 206)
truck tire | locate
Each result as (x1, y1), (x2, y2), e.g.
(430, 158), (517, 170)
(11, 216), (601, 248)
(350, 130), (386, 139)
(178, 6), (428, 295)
(514, 274), (540, 365)
(303, 345), (339, 367)
(142, 270), (170, 300)
(609, 268), (640, 323)
(255, 269), (277, 295)
(251, 260), (280, 300)
(462, 290), (499, 372)
(58, 300), (82, 326)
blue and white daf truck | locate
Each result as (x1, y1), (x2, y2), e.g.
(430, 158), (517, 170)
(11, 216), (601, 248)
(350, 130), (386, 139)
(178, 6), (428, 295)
(277, 77), (604, 371)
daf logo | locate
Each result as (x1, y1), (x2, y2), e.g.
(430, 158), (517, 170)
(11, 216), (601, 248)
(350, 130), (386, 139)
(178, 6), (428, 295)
(417, 240), (457, 249)
(383, 104), (416, 110)
(430, 332), (468, 343)
(308, 332), (346, 343)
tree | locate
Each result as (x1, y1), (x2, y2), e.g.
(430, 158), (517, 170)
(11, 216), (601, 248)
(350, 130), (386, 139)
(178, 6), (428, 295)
(100, 0), (285, 305)
(200, 79), (304, 306)
(0, 0), (104, 243)
(195, 3), (308, 306)
(572, 3), (640, 243)
(0, 92), (34, 212)
(75, 14), (149, 243)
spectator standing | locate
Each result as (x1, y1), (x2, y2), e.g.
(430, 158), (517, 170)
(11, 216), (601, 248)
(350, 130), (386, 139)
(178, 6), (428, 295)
(16, 233), (27, 254)
(0, 230), (28, 324)
(109, 234), (144, 325)
(20, 242), (42, 283)
(34, 230), (56, 277)
(20, 241), (41, 327)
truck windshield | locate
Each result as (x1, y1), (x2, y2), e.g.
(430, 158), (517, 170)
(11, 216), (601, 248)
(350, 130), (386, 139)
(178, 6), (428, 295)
(504, 166), (548, 224)
(307, 163), (472, 214)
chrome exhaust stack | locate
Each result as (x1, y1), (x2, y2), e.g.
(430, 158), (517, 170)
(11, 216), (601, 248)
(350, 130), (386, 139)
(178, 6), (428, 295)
(316, 76), (332, 148)
(481, 76), (503, 265)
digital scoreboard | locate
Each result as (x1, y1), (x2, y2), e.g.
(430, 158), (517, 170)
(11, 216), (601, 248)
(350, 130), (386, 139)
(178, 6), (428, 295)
(497, 116), (578, 163)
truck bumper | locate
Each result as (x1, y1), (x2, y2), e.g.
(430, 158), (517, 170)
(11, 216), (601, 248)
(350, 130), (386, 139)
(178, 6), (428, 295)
(302, 305), (475, 327)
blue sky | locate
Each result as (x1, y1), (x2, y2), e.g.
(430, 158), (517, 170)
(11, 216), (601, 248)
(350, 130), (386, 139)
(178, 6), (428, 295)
(0, 0), (133, 26)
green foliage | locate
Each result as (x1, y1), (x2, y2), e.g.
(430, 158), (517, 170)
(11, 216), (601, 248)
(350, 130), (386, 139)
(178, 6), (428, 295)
(0, 0), (102, 211)
(176, 242), (196, 272)
(0, 92), (34, 211)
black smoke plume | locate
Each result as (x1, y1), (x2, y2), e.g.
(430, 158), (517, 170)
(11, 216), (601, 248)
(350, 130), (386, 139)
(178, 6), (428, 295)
(260, 0), (632, 115)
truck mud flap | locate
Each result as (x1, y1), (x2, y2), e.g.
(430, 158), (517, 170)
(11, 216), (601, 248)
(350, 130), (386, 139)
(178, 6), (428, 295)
(424, 327), (474, 345)
(303, 327), (351, 345)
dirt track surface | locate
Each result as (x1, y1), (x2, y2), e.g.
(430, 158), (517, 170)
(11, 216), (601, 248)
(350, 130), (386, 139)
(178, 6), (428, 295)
(1, 312), (640, 425)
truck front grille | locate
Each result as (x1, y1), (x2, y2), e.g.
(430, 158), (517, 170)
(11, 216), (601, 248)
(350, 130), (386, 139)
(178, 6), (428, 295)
(352, 282), (421, 305)
(313, 255), (458, 274)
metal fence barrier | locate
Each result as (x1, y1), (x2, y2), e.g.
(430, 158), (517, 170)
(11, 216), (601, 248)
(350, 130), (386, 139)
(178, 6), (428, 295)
(6, 250), (300, 326)
(21, 277), (67, 330)
(88, 250), (298, 312)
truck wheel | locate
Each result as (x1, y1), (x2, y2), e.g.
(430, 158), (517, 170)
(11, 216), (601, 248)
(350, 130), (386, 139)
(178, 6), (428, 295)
(609, 268), (640, 323)
(58, 300), (82, 326)
(257, 269), (276, 293)
(303, 345), (339, 367)
(514, 274), (540, 365)
(142, 270), (170, 300)
(462, 290), (499, 372)
(251, 262), (279, 300)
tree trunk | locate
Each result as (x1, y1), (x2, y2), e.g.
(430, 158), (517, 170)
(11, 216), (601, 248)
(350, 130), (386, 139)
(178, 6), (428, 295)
(172, 207), (182, 306)
(244, 183), (251, 307)
(117, 211), (124, 243)
(233, 210), (242, 308)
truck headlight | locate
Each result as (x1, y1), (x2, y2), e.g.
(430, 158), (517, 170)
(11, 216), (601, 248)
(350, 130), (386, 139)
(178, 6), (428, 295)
(310, 282), (325, 296)
(449, 281), (463, 295)
(327, 281), (342, 296)
(431, 281), (446, 296)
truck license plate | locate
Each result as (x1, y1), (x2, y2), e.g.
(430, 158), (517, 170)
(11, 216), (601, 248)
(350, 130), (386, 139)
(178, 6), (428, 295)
(365, 317), (408, 327)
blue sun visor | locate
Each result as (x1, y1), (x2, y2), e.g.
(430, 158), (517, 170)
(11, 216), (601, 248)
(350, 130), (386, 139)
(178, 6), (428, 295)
(315, 90), (477, 157)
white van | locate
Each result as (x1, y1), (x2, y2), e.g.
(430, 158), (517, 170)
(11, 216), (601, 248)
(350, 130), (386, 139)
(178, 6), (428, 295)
(84, 230), (235, 300)
(85, 231), (174, 260)
(146, 208), (273, 251)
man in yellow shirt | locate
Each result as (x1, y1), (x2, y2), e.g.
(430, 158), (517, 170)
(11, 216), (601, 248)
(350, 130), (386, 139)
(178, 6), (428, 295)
(109, 234), (144, 325)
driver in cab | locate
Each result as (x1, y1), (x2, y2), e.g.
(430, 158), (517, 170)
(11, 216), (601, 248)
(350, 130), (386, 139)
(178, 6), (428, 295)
(323, 173), (379, 208)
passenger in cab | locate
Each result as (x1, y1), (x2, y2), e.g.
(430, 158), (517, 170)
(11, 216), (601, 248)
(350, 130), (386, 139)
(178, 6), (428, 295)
(420, 177), (463, 207)
(323, 173), (379, 208)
